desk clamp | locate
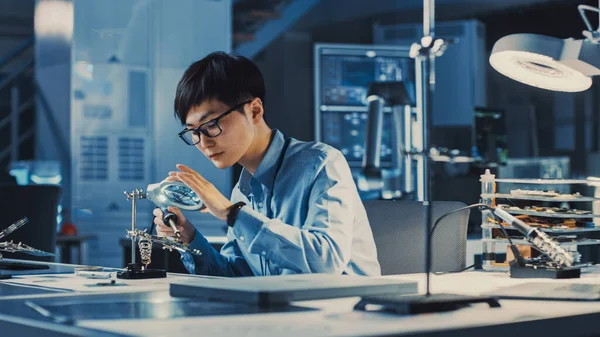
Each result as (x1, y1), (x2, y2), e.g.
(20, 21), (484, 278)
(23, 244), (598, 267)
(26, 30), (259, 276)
(126, 229), (202, 267)
(120, 189), (166, 279)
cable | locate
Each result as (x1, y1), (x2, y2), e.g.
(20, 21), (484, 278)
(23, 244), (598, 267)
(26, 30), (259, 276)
(428, 202), (516, 271)
(429, 203), (514, 246)
(433, 263), (475, 275)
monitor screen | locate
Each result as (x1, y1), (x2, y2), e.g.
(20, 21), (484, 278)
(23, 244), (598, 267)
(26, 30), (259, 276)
(321, 54), (414, 106)
(321, 110), (393, 168)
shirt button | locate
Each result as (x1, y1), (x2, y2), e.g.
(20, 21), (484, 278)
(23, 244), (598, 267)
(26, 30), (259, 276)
(261, 251), (267, 256)
(239, 236), (245, 242)
(258, 202), (263, 208)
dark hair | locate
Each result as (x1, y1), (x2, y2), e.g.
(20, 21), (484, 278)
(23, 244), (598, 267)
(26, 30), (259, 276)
(173, 51), (265, 124)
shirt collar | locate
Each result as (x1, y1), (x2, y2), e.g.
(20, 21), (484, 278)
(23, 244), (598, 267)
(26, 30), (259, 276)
(239, 129), (286, 196)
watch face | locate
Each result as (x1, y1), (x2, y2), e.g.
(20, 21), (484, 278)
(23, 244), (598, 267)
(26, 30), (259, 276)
(160, 183), (204, 210)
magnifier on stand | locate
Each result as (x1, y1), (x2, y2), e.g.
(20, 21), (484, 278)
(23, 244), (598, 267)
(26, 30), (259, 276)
(146, 181), (205, 238)
(119, 182), (204, 280)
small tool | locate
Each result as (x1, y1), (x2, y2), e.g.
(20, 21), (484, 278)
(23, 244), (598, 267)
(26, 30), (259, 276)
(0, 217), (28, 240)
(76, 271), (115, 279)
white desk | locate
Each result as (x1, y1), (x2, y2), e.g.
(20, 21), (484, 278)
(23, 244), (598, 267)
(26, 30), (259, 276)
(1, 260), (600, 337)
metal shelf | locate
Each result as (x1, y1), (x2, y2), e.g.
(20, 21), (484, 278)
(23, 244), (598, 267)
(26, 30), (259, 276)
(499, 208), (596, 219)
(481, 224), (600, 233)
(481, 193), (598, 202)
(480, 173), (600, 272)
(482, 238), (600, 246)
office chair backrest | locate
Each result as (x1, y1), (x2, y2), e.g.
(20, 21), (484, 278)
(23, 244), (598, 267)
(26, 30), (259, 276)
(0, 184), (61, 262)
(363, 200), (469, 275)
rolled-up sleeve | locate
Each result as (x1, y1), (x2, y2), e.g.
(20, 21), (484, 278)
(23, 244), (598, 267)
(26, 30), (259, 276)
(231, 151), (355, 274)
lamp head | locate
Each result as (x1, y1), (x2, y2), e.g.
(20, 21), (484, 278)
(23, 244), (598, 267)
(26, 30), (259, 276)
(490, 34), (600, 92)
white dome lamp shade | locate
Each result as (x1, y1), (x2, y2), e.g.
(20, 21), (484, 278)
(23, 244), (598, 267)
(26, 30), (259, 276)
(490, 34), (600, 92)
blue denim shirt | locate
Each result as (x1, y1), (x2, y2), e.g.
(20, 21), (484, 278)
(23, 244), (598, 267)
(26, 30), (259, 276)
(180, 130), (381, 276)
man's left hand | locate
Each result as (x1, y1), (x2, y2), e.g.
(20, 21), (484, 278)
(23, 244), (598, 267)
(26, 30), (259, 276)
(166, 164), (233, 221)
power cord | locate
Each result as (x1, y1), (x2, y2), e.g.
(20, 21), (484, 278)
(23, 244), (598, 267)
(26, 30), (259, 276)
(429, 203), (514, 245)
(433, 263), (476, 275)
(429, 203), (517, 274)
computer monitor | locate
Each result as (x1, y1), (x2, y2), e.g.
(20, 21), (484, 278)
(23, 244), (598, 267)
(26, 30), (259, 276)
(320, 53), (414, 106)
(314, 44), (415, 168)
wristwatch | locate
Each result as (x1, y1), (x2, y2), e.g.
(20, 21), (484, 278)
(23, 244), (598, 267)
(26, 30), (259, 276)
(227, 201), (247, 227)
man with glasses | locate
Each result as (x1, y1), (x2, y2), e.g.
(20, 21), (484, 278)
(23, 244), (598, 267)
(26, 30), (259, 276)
(154, 52), (381, 276)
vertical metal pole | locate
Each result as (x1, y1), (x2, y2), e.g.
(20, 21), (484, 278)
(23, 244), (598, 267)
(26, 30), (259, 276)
(415, 59), (425, 201)
(131, 193), (137, 264)
(424, 0), (435, 37)
(422, 0), (435, 297)
(420, 56), (431, 205)
(10, 86), (19, 162)
(422, 55), (432, 296)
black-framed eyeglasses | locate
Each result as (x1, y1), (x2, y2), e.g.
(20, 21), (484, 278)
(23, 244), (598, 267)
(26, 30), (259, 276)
(178, 100), (252, 146)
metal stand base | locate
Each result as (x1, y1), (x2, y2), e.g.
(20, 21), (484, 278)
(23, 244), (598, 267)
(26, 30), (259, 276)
(117, 263), (166, 280)
(355, 293), (501, 315)
(510, 264), (581, 279)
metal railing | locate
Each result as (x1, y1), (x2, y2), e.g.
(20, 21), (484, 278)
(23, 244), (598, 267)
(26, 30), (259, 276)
(0, 38), (35, 165)
(0, 37), (70, 174)
(0, 37), (33, 71)
(0, 85), (35, 162)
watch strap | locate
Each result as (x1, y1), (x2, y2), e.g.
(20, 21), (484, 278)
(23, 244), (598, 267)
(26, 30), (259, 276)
(227, 201), (247, 227)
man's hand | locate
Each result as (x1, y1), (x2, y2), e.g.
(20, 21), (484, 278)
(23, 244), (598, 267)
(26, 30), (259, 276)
(167, 164), (233, 221)
(153, 206), (196, 244)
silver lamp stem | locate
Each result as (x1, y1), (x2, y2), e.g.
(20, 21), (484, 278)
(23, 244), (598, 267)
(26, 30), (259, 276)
(131, 194), (137, 264)
(422, 0), (435, 297)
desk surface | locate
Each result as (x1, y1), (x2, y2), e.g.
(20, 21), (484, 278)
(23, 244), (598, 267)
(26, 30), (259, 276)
(1, 260), (600, 337)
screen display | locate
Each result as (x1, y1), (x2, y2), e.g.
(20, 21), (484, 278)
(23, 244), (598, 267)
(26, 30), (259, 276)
(321, 55), (414, 106)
